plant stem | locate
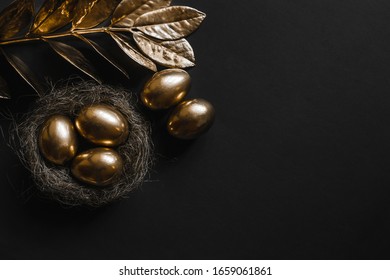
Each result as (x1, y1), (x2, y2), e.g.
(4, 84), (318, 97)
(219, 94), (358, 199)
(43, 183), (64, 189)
(0, 27), (133, 46)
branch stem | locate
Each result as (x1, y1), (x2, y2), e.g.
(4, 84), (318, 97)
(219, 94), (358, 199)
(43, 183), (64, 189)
(0, 27), (133, 46)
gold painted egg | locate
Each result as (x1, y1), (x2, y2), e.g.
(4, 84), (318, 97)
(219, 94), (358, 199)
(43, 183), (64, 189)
(38, 115), (78, 165)
(75, 104), (129, 147)
(71, 148), (123, 187)
(167, 99), (215, 140)
(141, 69), (191, 110)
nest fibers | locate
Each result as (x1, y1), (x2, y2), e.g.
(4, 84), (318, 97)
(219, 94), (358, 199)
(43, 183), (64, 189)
(12, 82), (153, 207)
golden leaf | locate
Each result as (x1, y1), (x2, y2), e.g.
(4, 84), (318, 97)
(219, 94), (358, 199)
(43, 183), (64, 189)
(74, 34), (129, 78)
(0, 0), (34, 40)
(0, 74), (10, 99)
(72, 0), (121, 30)
(133, 33), (195, 68)
(134, 6), (206, 40)
(1, 48), (45, 95)
(110, 32), (156, 72)
(111, 0), (171, 28)
(0, 0), (206, 97)
(31, 0), (78, 35)
(45, 39), (101, 83)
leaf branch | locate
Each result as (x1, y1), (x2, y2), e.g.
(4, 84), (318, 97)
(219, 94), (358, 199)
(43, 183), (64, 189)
(0, 0), (206, 98)
(0, 27), (134, 46)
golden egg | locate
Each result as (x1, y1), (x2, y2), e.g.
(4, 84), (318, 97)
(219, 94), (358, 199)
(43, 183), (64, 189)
(71, 148), (123, 187)
(141, 69), (191, 110)
(167, 99), (215, 140)
(38, 115), (78, 165)
(75, 104), (129, 147)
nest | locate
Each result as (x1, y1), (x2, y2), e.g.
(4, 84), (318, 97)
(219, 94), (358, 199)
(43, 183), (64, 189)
(12, 81), (153, 207)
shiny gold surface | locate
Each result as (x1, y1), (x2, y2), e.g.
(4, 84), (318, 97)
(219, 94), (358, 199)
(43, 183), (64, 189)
(32, 0), (78, 35)
(110, 32), (157, 72)
(38, 115), (78, 165)
(167, 98), (215, 140)
(134, 33), (195, 68)
(141, 69), (191, 110)
(0, 1), (206, 97)
(75, 104), (129, 147)
(111, 0), (171, 27)
(0, 0), (34, 40)
(134, 6), (206, 40)
(72, 0), (121, 30)
(71, 147), (123, 187)
(0, 0), (206, 98)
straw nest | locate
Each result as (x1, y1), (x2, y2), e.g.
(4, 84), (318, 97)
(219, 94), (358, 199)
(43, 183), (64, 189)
(12, 81), (153, 207)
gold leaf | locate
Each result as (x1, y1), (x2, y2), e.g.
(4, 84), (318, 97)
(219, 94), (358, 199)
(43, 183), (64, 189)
(110, 32), (156, 72)
(0, 0), (34, 40)
(134, 6), (206, 40)
(74, 34), (129, 78)
(31, 0), (78, 35)
(133, 33), (195, 68)
(72, 0), (121, 30)
(0, 74), (10, 99)
(45, 39), (101, 83)
(1, 48), (45, 95)
(111, 0), (171, 28)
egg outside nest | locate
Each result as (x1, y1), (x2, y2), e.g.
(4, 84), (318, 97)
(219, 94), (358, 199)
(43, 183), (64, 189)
(11, 82), (153, 207)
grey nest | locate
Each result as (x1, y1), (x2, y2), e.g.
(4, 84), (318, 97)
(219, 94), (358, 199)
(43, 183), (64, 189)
(12, 81), (153, 207)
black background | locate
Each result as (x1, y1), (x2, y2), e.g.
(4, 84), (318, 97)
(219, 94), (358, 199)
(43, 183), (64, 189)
(0, 0), (390, 259)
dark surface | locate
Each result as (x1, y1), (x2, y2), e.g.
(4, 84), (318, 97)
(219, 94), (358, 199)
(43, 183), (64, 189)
(0, 0), (390, 259)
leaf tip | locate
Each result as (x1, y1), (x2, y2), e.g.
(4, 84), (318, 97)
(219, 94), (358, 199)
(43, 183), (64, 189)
(0, 94), (11, 100)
